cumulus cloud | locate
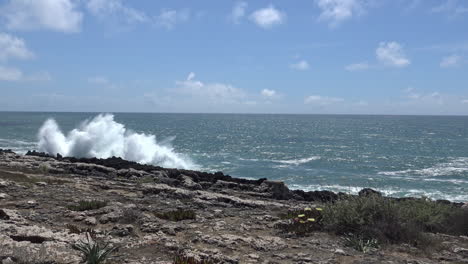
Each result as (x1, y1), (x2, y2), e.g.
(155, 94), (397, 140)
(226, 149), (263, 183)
(175, 73), (246, 103)
(0, 33), (34, 61)
(440, 55), (462, 68)
(376, 42), (410, 67)
(345, 62), (370, 71)
(0, 66), (22, 81)
(87, 0), (148, 24)
(0, 0), (83, 33)
(316, 0), (366, 27)
(290, 60), (310, 71)
(230, 1), (248, 24)
(304, 95), (344, 105)
(261, 89), (277, 97)
(249, 5), (285, 28)
(155, 9), (190, 29)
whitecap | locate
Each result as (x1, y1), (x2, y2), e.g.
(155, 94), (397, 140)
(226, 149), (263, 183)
(37, 114), (196, 169)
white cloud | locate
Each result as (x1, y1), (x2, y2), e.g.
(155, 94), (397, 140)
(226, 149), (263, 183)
(440, 55), (462, 68)
(0, 33), (34, 61)
(249, 5), (285, 28)
(462, 99), (468, 104)
(26, 71), (52, 81)
(155, 9), (190, 29)
(87, 0), (147, 24)
(431, 0), (468, 17)
(404, 87), (444, 104)
(0, 66), (50, 82)
(345, 62), (370, 71)
(376, 42), (410, 67)
(316, 0), (366, 27)
(0, 66), (23, 81)
(175, 73), (246, 103)
(88, 76), (110, 85)
(261, 89), (277, 97)
(230, 1), (248, 24)
(304, 95), (344, 105)
(290, 60), (310, 71)
(1, 0), (83, 33)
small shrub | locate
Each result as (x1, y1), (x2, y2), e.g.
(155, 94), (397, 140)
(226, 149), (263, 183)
(276, 207), (323, 235)
(119, 208), (141, 224)
(67, 200), (108, 212)
(154, 209), (196, 221)
(66, 224), (95, 236)
(38, 163), (50, 175)
(73, 233), (118, 264)
(320, 195), (465, 248)
(344, 233), (379, 253)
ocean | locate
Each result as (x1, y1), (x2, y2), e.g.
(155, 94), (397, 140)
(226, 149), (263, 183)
(1, 112), (467, 202)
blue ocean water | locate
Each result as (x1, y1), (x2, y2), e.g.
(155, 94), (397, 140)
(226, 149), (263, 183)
(1, 112), (467, 201)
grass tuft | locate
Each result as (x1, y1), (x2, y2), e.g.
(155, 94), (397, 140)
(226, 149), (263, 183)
(67, 200), (108, 212)
(173, 255), (215, 264)
(343, 233), (379, 253)
(154, 209), (196, 222)
(72, 233), (118, 264)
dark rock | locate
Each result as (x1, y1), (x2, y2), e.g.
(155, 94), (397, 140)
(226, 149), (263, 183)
(293, 189), (339, 202)
(260, 181), (292, 200)
(358, 188), (382, 197)
(0, 209), (10, 220)
(10, 235), (48, 244)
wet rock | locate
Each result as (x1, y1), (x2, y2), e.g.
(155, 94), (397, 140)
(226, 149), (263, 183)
(0, 193), (9, 199)
(293, 189), (339, 202)
(258, 180), (292, 200)
(358, 188), (382, 197)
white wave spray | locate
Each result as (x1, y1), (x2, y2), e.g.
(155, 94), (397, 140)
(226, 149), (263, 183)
(37, 114), (196, 169)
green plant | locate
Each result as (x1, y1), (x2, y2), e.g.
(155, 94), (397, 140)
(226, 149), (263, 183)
(67, 200), (108, 212)
(38, 163), (50, 175)
(344, 233), (379, 253)
(276, 207), (323, 235)
(73, 233), (118, 264)
(173, 255), (215, 264)
(154, 209), (196, 221)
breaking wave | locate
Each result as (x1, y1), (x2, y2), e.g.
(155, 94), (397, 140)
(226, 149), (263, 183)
(37, 114), (196, 169)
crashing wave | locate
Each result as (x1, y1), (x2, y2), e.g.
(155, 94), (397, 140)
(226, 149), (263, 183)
(37, 114), (196, 169)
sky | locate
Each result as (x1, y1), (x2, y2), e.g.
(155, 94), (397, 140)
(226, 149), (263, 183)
(0, 0), (467, 115)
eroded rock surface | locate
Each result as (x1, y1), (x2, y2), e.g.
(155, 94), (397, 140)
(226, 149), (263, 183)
(0, 149), (467, 264)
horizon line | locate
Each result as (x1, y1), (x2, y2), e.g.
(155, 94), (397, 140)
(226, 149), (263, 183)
(0, 110), (467, 117)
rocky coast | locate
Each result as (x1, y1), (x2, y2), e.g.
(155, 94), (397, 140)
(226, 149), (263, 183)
(0, 149), (467, 264)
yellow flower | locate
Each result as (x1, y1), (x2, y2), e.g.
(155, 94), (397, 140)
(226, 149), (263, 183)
(307, 218), (316, 222)
(315, 208), (323, 211)
(304, 207), (312, 211)
(298, 214), (306, 218)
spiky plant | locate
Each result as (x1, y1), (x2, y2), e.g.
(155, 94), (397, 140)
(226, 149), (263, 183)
(72, 233), (118, 264)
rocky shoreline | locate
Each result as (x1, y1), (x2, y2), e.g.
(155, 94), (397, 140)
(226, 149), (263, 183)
(1, 149), (467, 263)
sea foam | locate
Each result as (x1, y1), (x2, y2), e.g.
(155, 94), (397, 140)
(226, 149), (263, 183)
(37, 114), (196, 169)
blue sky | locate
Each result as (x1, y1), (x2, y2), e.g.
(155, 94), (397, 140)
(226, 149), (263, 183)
(0, 0), (467, 115)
